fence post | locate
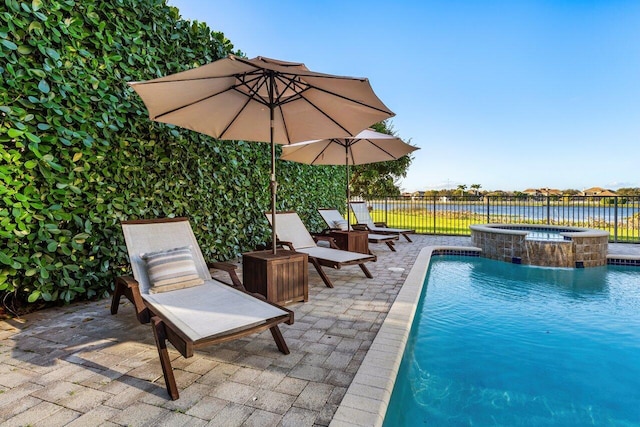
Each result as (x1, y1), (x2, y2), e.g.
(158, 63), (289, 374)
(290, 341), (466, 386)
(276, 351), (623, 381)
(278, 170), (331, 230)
(384, 197), (388, 225)
(486, 197), (490, 223)
(614, 197), (618, 243)
(546, 196), (551, 225)
(433, 196), (437, 233)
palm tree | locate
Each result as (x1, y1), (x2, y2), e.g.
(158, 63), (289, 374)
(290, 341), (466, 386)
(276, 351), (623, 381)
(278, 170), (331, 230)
(457, 184), (467, 197)
(470, 183), (482, 196)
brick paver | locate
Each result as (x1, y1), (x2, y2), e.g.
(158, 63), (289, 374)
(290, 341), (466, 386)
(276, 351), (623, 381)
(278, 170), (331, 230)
(1, 235), (638, 426)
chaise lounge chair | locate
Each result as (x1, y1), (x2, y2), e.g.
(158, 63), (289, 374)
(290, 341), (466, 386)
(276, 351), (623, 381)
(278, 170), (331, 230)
(265, 211), (376, 288)
(111, 217), (293, 400)
(317, 208), (398, 252)
(349, 201), (415, 242)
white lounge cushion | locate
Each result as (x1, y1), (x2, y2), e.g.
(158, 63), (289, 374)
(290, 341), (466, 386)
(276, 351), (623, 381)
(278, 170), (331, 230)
(368, 233), (399, 242)
(142, 279), (288, 342)
(296, 246), (371, 263)
(368, 226), (414, 233)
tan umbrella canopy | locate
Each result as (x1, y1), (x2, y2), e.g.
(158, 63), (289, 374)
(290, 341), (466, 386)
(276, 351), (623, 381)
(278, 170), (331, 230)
(280, 128), (419, 226)
(128, 54), (394, 253)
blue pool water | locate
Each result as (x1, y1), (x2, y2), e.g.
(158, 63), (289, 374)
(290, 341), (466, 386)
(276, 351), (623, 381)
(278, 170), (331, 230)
(384, 256), (640, 426)
(525, 230), (569, 241)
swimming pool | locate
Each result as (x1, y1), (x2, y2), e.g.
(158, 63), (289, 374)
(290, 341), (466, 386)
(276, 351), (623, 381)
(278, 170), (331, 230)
(383, 256), (640, 426)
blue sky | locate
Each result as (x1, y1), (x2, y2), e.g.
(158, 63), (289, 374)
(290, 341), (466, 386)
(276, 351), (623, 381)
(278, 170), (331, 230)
(167, 0), (639, 192)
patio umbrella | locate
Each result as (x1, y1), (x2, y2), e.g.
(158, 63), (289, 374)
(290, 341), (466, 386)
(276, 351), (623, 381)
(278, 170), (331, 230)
(280, 128), (419, 227)
(128, 54), (394, 253)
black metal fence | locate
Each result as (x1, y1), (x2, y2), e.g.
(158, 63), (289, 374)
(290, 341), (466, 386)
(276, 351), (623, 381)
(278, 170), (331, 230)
(353, 195), (640, 243)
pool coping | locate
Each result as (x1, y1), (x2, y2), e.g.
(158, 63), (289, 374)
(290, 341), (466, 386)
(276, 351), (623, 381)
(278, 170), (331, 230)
(329, 246), (481, 427)
(469, 223), (611, 238)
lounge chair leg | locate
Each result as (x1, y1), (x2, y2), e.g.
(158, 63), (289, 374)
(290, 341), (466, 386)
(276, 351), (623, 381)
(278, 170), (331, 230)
(270, 326), (290, 355)
(310, 258), (334, 288)
(151, 316), (179, 400)
(385, 241), (397, 252)
(359, 263), (373, 279)
(111, 276), (150, 323)
(402, 233), (413, 243)
(110, 279), (125, 315)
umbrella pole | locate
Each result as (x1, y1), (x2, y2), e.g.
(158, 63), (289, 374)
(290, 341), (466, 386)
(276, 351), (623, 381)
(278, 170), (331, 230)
(346, 145), (350, 231)
(269, 75), (278, 255)
(271, 137), (277, 254)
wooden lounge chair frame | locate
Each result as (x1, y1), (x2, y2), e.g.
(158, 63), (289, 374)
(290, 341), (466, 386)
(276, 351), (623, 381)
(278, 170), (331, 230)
(349, 201), (415, 242)
(317, 208), (398, 252)
(111, 218), (293, 400)
(265, 211), (376, 288)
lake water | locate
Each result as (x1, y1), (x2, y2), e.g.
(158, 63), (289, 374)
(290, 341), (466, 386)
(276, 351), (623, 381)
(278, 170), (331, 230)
(368, 202), (639, 221)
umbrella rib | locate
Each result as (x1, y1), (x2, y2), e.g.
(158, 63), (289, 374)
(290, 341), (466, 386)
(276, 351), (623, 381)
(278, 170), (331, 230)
(134, 74), (239, 85)
(307, 85), (393, 115)
(276, 104), (293, 144)
(282, 94), (354, 136)
(142, 72), (271, 118)
(219, 95), (254, 140)
(310, 140), (335, 164)
(367, 140), (401, 159)
(153, 85), (236, 120)
(284, 86), (393, 137)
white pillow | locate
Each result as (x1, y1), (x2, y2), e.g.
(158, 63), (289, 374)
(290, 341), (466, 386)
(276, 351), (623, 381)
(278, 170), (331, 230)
(141, 246), (204, 294)
(333, 219), (349, 231)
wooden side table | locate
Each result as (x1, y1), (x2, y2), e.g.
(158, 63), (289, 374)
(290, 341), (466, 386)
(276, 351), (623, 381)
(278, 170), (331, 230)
(329, 230), (370, 254)
(242, 249), (308, 306)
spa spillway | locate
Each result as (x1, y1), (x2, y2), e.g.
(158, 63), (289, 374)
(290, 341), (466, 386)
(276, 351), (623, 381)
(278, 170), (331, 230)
(470, 224), (609, 267)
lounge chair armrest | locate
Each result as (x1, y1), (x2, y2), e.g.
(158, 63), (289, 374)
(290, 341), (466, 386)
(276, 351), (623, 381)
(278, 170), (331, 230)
(317, 227), (338, 235)
(112, 275), (150, 323)
(374, 221), (388, 227)
(351, 224), (368, 231)
(208, 261), (245, 291)
(277, 240), (296, 251)
(313, 234), (340, 249)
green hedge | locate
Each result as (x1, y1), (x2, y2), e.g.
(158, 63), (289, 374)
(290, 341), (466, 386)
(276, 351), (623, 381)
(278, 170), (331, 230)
(0, 0), (345, 306)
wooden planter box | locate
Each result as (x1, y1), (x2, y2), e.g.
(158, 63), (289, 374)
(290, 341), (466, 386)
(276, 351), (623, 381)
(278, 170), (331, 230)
(329, 230), (370, 254)
(242, 249), (308, 306)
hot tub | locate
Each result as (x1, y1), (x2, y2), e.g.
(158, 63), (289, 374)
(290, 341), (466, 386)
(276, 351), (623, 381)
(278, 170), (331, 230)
(470, 224), (609, 267)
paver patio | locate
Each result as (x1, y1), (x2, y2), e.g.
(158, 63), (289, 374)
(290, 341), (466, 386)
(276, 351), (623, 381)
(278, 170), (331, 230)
(1, 235), (638, 426)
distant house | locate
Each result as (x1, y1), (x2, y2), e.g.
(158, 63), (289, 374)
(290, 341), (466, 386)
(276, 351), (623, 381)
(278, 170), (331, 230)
(540, 188), (563, 196)
(522, 188), (540, 196)
(522, 188), (562, 197)
(411, 191), (425, 199)
(580, 187), (617, 196)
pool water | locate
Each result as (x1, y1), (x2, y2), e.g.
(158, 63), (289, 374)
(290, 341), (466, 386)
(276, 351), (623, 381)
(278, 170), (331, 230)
(525, 230), (569, 241)
(384, 256), (640, 426)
